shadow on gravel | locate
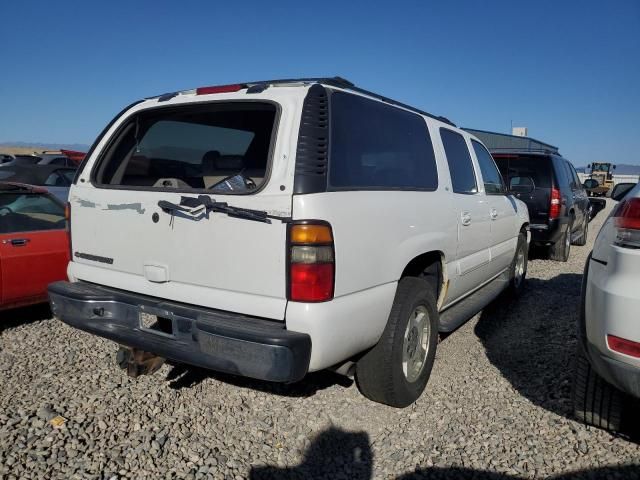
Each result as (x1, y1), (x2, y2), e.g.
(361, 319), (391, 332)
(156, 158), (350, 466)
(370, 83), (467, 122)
(0, 303), (52, 336)
(165, 363), (353, 397)
(250, 427), (640, 479)
(474, 274), (582, 419)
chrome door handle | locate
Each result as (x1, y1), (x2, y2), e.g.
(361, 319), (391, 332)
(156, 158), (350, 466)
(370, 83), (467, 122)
(461, 212), (472, 226)
(490, 208), (498, 220)
(2, 238), (30, 246)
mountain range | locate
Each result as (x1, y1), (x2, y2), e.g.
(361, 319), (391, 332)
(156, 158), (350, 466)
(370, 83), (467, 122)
(0, 141), (90, 151)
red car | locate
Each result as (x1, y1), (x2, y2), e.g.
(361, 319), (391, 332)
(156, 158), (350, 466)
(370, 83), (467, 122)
(0, 183), (69, 311)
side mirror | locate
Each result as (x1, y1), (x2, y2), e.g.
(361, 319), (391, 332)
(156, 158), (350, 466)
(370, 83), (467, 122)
(583, 179), (599, 189)
(509, 176), (535, 194)
(587, 163), (591, 169)
(611, 182), (636, 201)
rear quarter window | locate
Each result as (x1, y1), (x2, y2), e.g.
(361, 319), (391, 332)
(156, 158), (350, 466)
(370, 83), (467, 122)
(329, 92), (438, 191)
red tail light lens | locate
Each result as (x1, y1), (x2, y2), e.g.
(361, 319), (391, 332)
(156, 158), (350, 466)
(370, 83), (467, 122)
(613, 198), (640, 248)
(290, 264), (334, 302)
(549, 187), (561, 219)
(196, 84), (243, 95)
(288, 223), (334, 302)
(607, 334), (640, 358)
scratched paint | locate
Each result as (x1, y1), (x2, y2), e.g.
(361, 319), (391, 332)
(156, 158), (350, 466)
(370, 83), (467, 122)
(105, 203), (146, 214)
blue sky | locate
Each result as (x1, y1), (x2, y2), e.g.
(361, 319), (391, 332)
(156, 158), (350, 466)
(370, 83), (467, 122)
(1, 0), (638, 165)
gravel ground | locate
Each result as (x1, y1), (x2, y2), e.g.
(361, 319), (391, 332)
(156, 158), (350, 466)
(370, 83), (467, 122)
(1, 199), (639, 480)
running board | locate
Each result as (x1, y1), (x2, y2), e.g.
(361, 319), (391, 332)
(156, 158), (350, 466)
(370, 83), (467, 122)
(438, 273), (509, 333)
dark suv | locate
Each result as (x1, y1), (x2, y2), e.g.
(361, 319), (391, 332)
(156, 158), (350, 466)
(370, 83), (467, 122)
(493, 150), (590, 261)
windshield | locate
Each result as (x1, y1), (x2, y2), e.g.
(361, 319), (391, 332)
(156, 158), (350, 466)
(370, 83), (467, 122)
(94, 102), (277, 193)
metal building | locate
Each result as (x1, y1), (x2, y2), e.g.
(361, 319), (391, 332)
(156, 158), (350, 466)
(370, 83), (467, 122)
(463, 128), (559, 154)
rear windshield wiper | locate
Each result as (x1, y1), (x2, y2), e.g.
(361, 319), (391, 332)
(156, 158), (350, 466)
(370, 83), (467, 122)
(158, 195), (289, 224)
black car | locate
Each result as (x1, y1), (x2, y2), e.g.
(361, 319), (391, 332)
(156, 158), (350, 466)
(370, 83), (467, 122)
(493, 150), (590, 262)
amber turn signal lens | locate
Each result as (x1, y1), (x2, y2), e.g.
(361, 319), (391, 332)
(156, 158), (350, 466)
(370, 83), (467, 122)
(290, 224), (333, 244)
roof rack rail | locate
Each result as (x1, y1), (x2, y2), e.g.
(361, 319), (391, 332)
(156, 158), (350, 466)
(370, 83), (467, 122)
(490, 147), (558, 154)
(240, 77), (455, 126)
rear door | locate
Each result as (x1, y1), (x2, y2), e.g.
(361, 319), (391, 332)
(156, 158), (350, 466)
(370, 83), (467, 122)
(439, 128), (492, 302)
(70, 100), (292, 320)
(471, 140), (518, 274)
(566, 161), (589, 228)
(0, 192), (69, 306)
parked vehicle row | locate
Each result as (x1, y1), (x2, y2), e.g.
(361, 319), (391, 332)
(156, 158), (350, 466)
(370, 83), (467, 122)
(0, 165), (76, 201)
(0, 150), (84, 168)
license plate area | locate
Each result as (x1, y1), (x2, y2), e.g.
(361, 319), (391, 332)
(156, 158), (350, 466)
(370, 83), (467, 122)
(139, 309), (174, 336)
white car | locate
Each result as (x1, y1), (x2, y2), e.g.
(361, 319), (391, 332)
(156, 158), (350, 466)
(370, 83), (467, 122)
(48, 77), (530, 407)
(574, 181), (640, 431)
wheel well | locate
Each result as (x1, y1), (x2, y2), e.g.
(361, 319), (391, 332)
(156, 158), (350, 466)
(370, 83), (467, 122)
(401, 251), (444, 299)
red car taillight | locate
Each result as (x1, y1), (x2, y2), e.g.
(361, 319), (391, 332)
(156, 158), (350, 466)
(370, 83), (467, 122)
(549, 187), (561, 219)
(288, 223), (334, 302)
(613, 197), (640, 249)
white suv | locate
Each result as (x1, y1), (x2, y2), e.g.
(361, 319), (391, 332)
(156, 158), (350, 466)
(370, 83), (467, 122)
(48, 77), (530, 407)
(573, 182), (640, 431)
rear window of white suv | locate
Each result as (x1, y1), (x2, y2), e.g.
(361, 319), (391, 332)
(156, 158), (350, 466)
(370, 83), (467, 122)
(93, 102), (277, 193)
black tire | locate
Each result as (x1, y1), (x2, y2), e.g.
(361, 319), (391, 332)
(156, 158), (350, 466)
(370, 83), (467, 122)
(572, 344), (624, 432)
(507, 232), (528, 296)
(549, 220), (572, 262)
(355, 277), (439, 407)
(573, 218), (589, 246)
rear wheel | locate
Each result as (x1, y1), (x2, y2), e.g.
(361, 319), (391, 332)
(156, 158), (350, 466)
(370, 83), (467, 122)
(573, 218), (589, 246)
(508, 232), (528, 296)
(355, 277), (438, 407)
(572, 344), (623, 432)
(549, 220), (572, 262)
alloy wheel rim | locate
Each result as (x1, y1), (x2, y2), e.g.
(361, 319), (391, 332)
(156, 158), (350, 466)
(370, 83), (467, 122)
(402, 306), (430, 383)
(514, 246), (525, 288)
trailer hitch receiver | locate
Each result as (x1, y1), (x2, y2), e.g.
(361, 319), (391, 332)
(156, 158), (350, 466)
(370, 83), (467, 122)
(116, 346), (165, 378)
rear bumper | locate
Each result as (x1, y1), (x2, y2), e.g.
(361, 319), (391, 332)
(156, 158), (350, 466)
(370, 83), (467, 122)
(580, 253), (640, 399)
(530, 218), (566, 244)
(48, 281), (311, 383)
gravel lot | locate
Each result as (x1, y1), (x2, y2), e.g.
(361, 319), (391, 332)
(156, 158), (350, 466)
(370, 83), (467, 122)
(1, 199), (639, 480)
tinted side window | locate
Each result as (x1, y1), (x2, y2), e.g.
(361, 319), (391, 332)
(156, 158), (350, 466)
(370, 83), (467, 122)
(563, 161), (576, 188)
(329, 92), (438, 190)
(568, 163), (582, 189)
(471, 140), (505, 194)
(440, 129), (477, 194)
(553, 157), (570, 187)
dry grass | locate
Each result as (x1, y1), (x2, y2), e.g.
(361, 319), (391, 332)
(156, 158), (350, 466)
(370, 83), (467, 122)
(0, 146), (61, 156)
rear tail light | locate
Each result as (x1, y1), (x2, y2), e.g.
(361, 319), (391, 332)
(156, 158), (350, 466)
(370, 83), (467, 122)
(607, 334), (640, 358)
(196, 84), (244, 95)
(613, 197), (640, 248)
(288, 223), (334, 302)
(549, 187), (561, 219)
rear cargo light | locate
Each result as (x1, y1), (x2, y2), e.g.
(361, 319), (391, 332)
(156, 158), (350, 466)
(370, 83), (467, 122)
(549, 187), (561, 219)
(607, 334), (640, 358)
(288, 223), (334, 302)
(613, 198), (640, 248)
(196, 84), (244, 95)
